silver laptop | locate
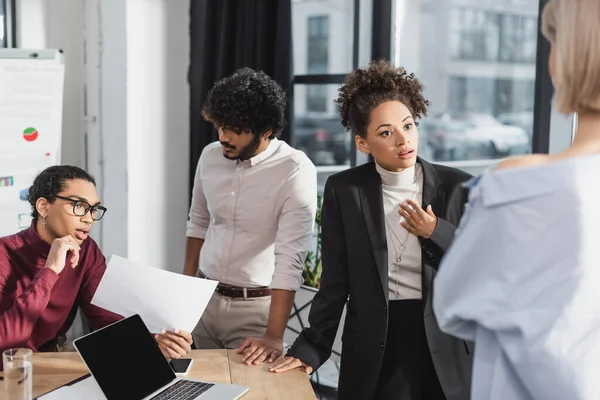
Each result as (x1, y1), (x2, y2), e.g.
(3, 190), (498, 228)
(73, 314), (248, 400)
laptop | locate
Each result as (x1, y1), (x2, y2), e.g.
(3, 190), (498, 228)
(72, 314), (248, 400)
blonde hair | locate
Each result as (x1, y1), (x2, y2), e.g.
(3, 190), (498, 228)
(542, 0), (600, 114)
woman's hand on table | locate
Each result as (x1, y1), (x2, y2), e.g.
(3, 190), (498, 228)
(269, 356), (313, 374)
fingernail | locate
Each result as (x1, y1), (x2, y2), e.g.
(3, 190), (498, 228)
(174, 329), (179, 333)
(161, 329), (166, 334)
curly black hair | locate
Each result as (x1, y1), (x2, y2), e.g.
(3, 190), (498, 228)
(336, 60), (430, 138)
(201, 67), (287, 139)
(27, 165), (96, 221)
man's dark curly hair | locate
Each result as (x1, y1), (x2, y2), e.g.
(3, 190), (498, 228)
(27, 165), (96, 221)
(201, 67), (287, 139)
(336, 60), (430, 138)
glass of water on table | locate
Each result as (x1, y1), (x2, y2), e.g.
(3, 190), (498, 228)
(3, 348), (33, 400)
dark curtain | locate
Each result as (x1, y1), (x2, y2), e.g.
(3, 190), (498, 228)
(188, 0), (293, 197)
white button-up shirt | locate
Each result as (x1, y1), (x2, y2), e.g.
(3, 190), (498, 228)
(187, 139), (317, 291)
(433, 154), (600, 400)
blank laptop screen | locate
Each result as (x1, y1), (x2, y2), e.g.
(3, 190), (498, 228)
(74, 314), (176, 399)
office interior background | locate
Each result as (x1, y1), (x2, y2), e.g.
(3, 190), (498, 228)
(0, 0), (575, 397)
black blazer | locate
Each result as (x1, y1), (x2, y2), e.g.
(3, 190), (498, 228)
(287, 159), (473, 400)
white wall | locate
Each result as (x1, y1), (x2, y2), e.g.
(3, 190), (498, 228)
(16, 0), (191, 272)
(91, 0), (129, 259)
(124, 0), (190, 271)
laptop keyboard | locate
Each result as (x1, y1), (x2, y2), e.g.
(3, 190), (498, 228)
(150, 380), (214, 400)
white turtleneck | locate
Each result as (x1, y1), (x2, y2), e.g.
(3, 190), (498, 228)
(375, 161), (423, 300)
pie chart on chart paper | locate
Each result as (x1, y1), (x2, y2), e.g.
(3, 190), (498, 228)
(23, 127), (39, 142)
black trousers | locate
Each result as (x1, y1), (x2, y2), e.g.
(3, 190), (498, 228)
(373, 299), (446, 400)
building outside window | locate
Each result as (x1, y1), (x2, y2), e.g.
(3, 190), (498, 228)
(450, 8), (500, 61)
(398, 0), (539, 175)
(307, 15), (329, 73)
(305, 16), (330, 113)
(292, 0), (358, 175)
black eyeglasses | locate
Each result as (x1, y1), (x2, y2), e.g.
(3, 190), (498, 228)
(53, 195), (107, 221)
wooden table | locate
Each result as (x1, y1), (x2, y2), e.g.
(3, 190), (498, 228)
(0, 350), (316, 400)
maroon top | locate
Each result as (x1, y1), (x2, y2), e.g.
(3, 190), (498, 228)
(0, 222), (121, 354)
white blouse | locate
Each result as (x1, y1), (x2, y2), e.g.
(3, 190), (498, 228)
(434, 154), (600, 399)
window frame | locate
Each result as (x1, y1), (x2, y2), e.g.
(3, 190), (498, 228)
(1, 0), (16, 48)
(292, 0), (389, 168)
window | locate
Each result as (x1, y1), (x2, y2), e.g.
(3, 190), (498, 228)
(305, 16), (330, 113)
(499, 14), (538, 63)
(450, 8), (500, 61)
(306, 85), (328, 112)
(394, 0), (540, 175)
(0, 0), (15, 48)
(449, 77), (534, 117)
(292, 0), (370, 180)
(450, 7), (538, 65)
(293, 0), (355, 76)
(293, 85), (351, 174)
(307, 16), (329, 73)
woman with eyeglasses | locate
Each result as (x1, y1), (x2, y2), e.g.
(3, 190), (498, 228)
(0, 165), (192, 360)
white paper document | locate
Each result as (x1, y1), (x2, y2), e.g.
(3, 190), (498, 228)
(38, 376), (105, 400)
(91, 255), (218, 333)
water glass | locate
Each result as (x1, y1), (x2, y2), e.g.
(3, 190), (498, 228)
(3, 348), (32, 400)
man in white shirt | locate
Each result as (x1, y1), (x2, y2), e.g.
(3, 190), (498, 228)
(184, 67), (317, 366)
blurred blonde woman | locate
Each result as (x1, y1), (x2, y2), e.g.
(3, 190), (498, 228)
(433, 0), (600, 399)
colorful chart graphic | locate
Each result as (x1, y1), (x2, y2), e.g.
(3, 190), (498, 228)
(0, 176), (14, 187)
(23, 127), (39, 142)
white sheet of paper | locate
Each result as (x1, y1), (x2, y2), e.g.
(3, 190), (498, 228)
(38, 376), (105, 400)
(91, 255), (218, 333)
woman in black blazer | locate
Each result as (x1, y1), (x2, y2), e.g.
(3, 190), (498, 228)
(270, 60), (473, 400)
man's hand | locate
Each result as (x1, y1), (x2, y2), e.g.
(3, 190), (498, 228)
(155, 329), (193, 359)
(269, 356), (313, 374)
(237, 335), (283, 365)
(45, 235), (81, 274)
